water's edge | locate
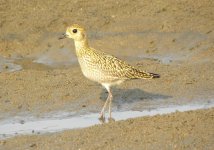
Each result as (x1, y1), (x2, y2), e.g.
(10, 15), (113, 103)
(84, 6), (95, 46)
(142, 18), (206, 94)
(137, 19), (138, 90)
(0, 101), (213, 140)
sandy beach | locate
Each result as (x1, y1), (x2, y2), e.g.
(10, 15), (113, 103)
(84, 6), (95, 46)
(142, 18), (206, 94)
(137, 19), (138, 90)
(0, 0), (214, 149)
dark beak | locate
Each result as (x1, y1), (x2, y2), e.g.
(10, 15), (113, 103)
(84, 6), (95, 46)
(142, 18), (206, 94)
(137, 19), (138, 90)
(58, 33), (67, 40)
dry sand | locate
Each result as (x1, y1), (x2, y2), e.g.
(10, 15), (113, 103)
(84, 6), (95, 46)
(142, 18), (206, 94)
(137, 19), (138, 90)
(0, 0), (214, 149)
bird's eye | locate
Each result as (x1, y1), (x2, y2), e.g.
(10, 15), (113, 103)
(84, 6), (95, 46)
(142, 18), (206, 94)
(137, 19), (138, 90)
(73, 29), (77, 33)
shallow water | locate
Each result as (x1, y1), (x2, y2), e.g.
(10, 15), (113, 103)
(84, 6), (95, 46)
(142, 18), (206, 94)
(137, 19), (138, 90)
(0, 56), (22, 73)
(0, 101), (213, 140)
(33, 48), (77, 67)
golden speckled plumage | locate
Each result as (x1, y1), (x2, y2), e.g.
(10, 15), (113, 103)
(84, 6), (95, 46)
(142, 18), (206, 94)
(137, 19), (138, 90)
(76, 46), (156, 84)
(62, 24), (160, 120)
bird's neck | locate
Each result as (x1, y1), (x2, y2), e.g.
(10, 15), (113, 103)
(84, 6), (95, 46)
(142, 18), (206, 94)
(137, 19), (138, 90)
(74, 39), (89, 51)
(74, 39), (91, 58)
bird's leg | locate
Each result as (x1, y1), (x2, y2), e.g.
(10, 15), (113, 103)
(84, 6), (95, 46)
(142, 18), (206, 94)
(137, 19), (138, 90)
(99, 93), (110, 120)
(108, 90), (113, 119)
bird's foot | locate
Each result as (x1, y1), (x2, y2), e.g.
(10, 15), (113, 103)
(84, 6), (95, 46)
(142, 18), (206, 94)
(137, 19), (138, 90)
(98, 113), (106, 123)
(98, 116), (106, 123)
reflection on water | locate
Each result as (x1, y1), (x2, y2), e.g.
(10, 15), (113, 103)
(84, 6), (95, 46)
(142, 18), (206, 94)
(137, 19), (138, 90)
(0, 101), (213, 139)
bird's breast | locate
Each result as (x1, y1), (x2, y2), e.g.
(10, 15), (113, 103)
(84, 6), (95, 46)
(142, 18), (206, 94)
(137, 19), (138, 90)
(77, 56), (101, 82)
(77, 56), (118, 84)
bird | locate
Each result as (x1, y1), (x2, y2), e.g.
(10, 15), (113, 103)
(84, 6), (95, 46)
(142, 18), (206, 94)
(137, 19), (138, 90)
(59, 24), (160, 120)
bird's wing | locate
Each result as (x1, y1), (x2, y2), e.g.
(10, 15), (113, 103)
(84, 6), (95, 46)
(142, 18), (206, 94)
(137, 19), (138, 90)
(89, 49), (142, 79)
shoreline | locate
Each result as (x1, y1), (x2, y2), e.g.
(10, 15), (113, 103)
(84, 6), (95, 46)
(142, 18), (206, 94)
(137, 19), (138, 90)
(1, 108), (213, 150)
(0, 101), (214, 140)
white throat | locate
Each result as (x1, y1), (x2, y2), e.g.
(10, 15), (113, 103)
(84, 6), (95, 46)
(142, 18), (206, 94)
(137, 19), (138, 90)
(74, 40), (88, 51)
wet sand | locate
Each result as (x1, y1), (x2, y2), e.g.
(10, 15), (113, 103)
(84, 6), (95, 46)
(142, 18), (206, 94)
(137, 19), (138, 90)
(0, 0), (214, 149)
(1, 108), (214, 150)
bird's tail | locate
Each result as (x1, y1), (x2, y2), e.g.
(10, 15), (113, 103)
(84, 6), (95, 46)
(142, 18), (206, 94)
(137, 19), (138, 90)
(147, 72), (160, 78)
(128, 68), (160, 79)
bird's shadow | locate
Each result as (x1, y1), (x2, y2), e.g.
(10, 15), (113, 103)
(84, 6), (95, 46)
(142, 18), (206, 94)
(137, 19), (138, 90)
(100, 87), (172, 106)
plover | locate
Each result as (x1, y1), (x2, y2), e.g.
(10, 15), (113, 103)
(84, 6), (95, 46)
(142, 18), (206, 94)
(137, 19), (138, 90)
(60, 24), (160, 120)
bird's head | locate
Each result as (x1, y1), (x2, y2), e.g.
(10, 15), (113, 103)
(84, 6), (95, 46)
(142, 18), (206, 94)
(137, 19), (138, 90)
(59, 24), (86, 41)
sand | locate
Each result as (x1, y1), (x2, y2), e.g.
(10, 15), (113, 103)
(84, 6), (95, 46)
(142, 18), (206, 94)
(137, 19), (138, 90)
(1, 108), (214, 150)
(0, 0), (214, 149)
